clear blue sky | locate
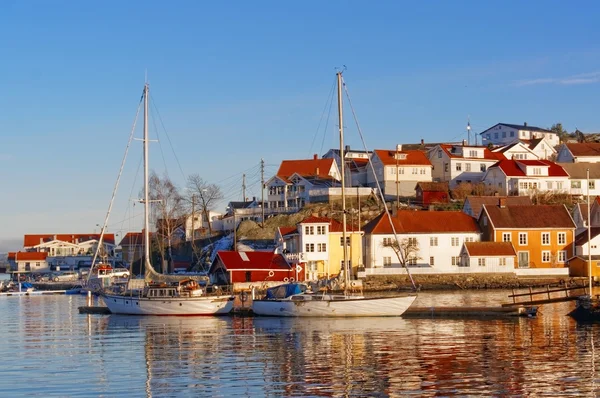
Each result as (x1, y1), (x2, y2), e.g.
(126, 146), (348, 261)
(1, 1), (599, 251)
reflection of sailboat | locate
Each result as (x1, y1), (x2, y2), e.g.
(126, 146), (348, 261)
(252, 71), (416, 317)
(101, 83), (234, 315)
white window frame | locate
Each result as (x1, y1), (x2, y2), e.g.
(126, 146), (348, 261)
(558, 251), (566, 262)
(542, 251), (551, 263)
(502, 233), (511, 242)
(558, 232), (566, 245)
(542, 232), (550, 246)
(519, 233), (528, 246)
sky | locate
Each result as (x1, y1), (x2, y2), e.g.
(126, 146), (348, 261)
(1, 1), (600, 252)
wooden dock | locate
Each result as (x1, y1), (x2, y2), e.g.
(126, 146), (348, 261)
(502, 285), (587, 307)
(79, 306), (111, 314)
(0, 290), (67, 297)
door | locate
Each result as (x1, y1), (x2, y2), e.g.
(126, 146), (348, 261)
(518, 251), (529, 268)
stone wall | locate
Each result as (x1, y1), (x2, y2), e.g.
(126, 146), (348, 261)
(364, 273), (584, 291)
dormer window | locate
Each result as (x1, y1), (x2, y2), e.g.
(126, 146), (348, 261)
(395, 154), (407, 160)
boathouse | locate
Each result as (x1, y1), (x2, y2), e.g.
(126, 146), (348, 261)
(209, 251), (303, 285)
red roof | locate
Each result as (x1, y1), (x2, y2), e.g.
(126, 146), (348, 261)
(15, 252), (48, 261)
(491, 159), (569, 177)
(214, 251), (290, 270)
(373, 149), (432, 166)
(363, 210), (480, 234)
(24, 234), (116, 247)
(278, 227), (297, 238)
(276, 158), (337, 182)
(482, 204), (575, 229)
(566, 143), (600, 157)
(464, 242), (516, 257)
(7, 252), (16, 260)
(298, 217), (357, 232)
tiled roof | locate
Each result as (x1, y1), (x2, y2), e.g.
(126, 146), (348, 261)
(416, 182), (449, 192)
(24, 234), (116, 247)
(482, 204), (576, 229)
(362, 210), (480, 234)
(439, 144), (505, 161)
(575, 228), (600, 246)
(565, 143), (600, 157)
(491, 159), (569, 177)
(214, 251), (290, 270)
(7, 252), (16, 260)
(15, 251), (48, 261)
(276, 158), (337, 182)
(373, 149), (432, 166)
(278, 227), (297, 237)
(464, 195), (532, 218)
(559, 163), (600, 179)
(464, 242), (516, 257)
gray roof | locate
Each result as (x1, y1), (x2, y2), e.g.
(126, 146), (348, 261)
(480, 123), (552, 135)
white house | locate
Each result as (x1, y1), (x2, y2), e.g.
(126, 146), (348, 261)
(184, 210), (222, 240)
(556, 143), (600, 163)
(459, 242), (516, 272)
(220, 199), (264, 232)
(365, 146), (432, 198)
(481, 159), (570, 196)
(480, 123), (559, 147)
(525, 138), (557, 160)
(11, 251), (49, 273)
(428, 143), (504, 188)
(322, 145), (372, 187)
(574, 228), (600, 257)
(492, 141), (540, 161)
(559, 163), (600, 198)
(360, 210), (481, 275)
(265, 155), (341, 213)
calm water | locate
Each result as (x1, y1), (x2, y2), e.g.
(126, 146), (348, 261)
(1, 291), (599, 397)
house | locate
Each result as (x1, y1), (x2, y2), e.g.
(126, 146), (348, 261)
(367, 146), (433, 198)
(119, 232), (145, 265)
(556, 143), (600, 163)
(220, 199), (265, 232)
(572, 203), (590, 236)
(278, 216), (363, 281)
(428, 143), (504, 188)
(11, 251), (49, 273)
(23, 233), (116, 256)
(184, 210), (222, 240)
(460, 242), (517, 272)
(559, 163), (600, 197)
(481, 159), (569, 196)
(360, 210), (481, 276)
(462, 195), (533, 219)
(568, 227), (600, 278)
(480, 123), (559, 147)
(492, 141), (540, 161)
(322, 145), (372, 186)
(208, 251), (300, 285)
(524, 138), (557, 160)
(415, 182), (449, 207)
(478, 201), (576, 275)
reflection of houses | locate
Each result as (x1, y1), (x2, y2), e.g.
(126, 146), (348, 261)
(429, 143), (504, 188)
(367, 147), (433, 198)
(460, 242), (516, 272)
(360, 210), (481, 276)
(478, 200), (575, 275)
(277, 217), (363, 280)
(462, 195), (532, 219)
(10, 252), (49, 273)
(481, 159), (569, 196)
(569, 227), (600, 278)
(209, 251), (300, 284)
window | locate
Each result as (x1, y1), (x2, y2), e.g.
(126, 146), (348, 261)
(519, 233), (528, 246)
(444, 163), (449, 172)
(464, 163), (471, 172)
(465, 237), (474, 242)
(502, 131), (506, 138)
(572, 181), (581, 189)
(510, 131), (515, 137)
(412, 168), (418, 175)
(399, 168), (404, 174)
(383, 237), (392, 246)
(305, 226), (314, 235)
(486, 134), (491, 140)
(547, 181), (553, 190)
(420, 168), (426, 175)
(340, 259), (351, 269)
(317, 243), (327, 252)
(558, 232), (566, 245)
(430, 237), (438, 246)
(408, 237), (417, 246)
(407, 257), (417, 266)
(542, 232), (550, 245)
(469, 150), (478, 157)
(452, 256), (461, 266)
(558, 251), (566, 262)
(451, 237), (459, 246)
(35, 262), (40, 267)
(532, 167), (541, 175)
(542, 251), (551, 263)
(437, 150), (442, 158)
(305, 243), (314, 252)
(317, 226), (326, 235)
(502, 233), (511, 242)
(591, 181), (596, 190)
(383, 257), (392, 267)
(340, 237), (350, 246)
(499, 258), (506, 266)
(391, 167), (396, 175)
(430, 256), (435, 266)
(480, 164), (486, 172)
(478, 258), (486, 266)
(456, 163), (462, 171)
(557, 182), (563, 190)
(494, 133), (499, 139)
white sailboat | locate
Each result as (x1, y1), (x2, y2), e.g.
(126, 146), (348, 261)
(251, 71), (417, 317)
(101, 83), (234, 316)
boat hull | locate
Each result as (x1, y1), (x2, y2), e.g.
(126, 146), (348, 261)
(101, 294), (234, 316)
(252, 294), (417, 317)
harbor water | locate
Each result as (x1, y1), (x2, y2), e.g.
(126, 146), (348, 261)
(0, 290), (599, 397)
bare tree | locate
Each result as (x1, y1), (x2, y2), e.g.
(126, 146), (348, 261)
(186, 174), (224, 237)
(382, 237), (422, 267)
(147, 171), (185, 273)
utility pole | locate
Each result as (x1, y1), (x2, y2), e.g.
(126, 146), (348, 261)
(190, 194), (196, 266)
(396, 144), (400, 209)
(261, 158), (265, 228)
(242, 173), (246, 202)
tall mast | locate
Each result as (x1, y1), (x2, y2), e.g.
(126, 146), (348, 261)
(337, 71), (349, 291)
(143, 83), (151, 274)
(588, 168), (593, 295)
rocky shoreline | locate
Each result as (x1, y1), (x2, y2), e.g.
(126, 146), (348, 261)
(363, 274), (587, 292)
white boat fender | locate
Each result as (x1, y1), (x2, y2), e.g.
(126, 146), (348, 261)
(290, 277), (295, 282)
(268, 270), (274, 277)
(284, 277), (289, 282)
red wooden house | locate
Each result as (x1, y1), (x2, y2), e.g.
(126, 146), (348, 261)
(415, 181), (449, 207)
(209, 251), (304, 285)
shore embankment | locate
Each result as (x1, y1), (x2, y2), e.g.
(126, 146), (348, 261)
(363, 274), (586, 292)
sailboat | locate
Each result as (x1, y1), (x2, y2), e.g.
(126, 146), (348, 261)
(101, 83), (234, 316)
(251, 71), (417, 317)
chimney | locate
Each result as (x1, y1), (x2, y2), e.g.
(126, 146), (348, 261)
(345, 145), (350, 152)
(462, 139), (467, 146)
(421, 138), (424, 145)
(499, 197), (506, 208)
(524, 122), (528, 127)
(396, 144), (402, 152)
(313, 154), (318, 160)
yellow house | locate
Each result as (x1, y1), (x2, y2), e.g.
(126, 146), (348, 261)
(479, 201), (575, 272)
(568, 227), (600, 278)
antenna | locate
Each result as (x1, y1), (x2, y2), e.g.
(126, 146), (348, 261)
(467, 116), (471, 146)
